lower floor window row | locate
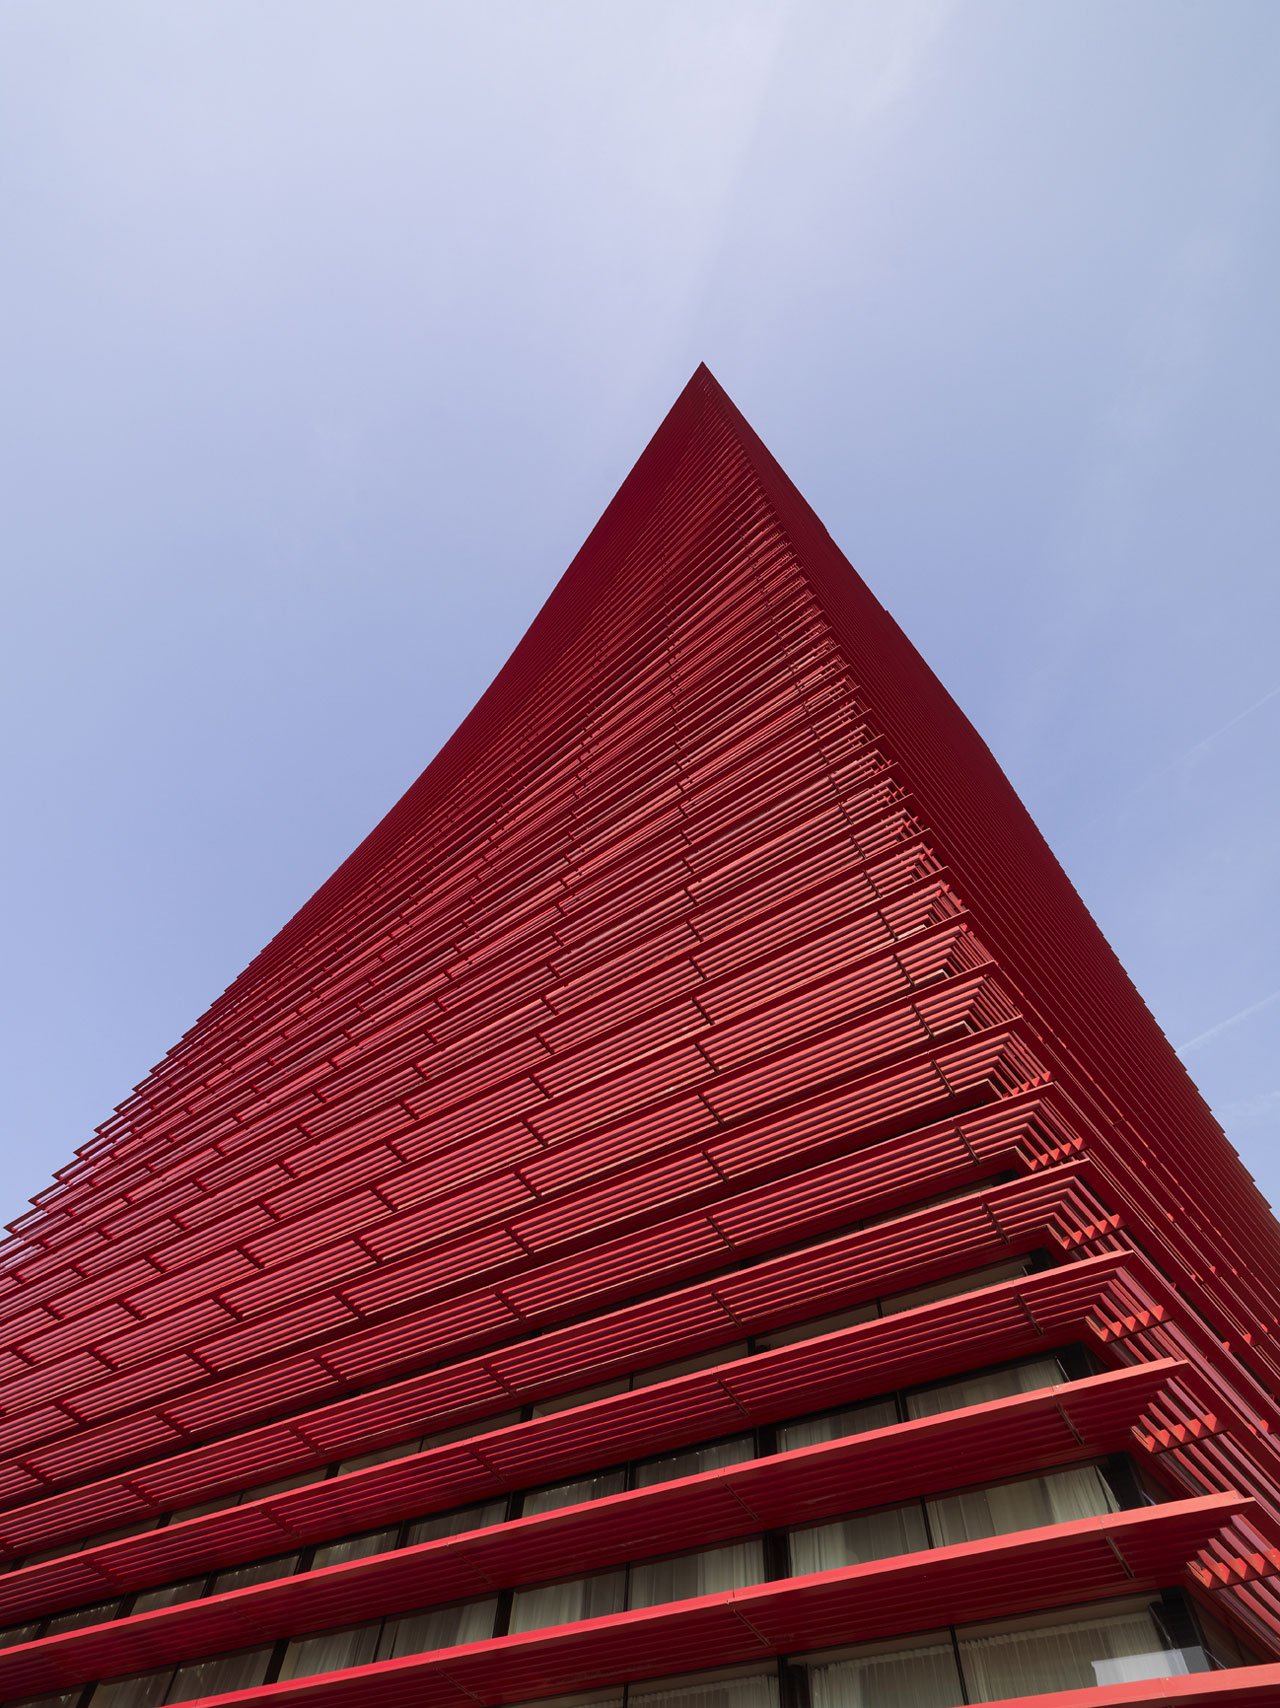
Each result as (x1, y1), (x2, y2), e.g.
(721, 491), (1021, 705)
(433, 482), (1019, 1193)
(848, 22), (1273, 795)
(9, 1249), (1034, 1571)
(15, 1590), (1257, 1708)
(22, 1457), (1165, 1704)
(1, 1343), (1082, 1654)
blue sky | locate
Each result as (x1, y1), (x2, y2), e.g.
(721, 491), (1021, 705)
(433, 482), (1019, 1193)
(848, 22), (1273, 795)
(1, 2), (1277, 1220)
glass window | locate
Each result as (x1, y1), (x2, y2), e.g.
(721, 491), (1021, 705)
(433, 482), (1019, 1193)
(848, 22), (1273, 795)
(509, 1569), (626, 1633)
(0, 1621), (42, 1647)
(209, 1552), (299, 1594)
(755, 1305), (876, 1352)
(633, 1436), (754, 1488)
(89, 1674), (171, 1708)
(166, 1646), (272, 1702)
(958, 1601), (1200, 1700)
(166, 1497), (231, 1525)
(312, 1526), (400, 1569)
(531, 1378), (629, 1418)
(927, 1465), (1118, 1547)
(881, 1259), (1030, 1317)
(630, 1667), (779, 1708)
(337, 1438), (422, 1474)
(278, 1621), (380, 1681)
(248, 1470), (319, 1500)
(634, 1344), (751, 1387)
(132, 1579), (207, 1614)
(523, 1469), (627, 1516)
(802, 1635), (965, 1708)
(405, 1499), (508, 1545)
(333, 1411), (521, 1475)
(422, 1411), (522, 1447)
(790, 1502), (928, 1576)
(778, 1397), (898, 1452)
(506, 1695), (623, 1708)
(906, 1356), (1067, 1421)
(630, 1539), (764, 1607)
(377, 1596), (497, 1658)
(44, 1599), (120, 1634)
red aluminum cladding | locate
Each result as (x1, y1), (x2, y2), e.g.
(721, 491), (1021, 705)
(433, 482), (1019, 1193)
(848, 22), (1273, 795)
(2, 366), (1280, 1705)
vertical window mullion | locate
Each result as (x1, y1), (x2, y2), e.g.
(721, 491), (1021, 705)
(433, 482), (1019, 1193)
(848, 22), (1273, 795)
(949, 1622), (973, 1705)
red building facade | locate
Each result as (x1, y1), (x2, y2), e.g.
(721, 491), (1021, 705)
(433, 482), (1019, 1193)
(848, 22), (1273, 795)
(3, 368), (1280, 1708)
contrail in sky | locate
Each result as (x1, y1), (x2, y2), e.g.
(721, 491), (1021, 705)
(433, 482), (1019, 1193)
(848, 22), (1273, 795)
(1178, 987), (1280, 1057)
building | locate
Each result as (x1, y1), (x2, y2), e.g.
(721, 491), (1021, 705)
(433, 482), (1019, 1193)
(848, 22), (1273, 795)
(2, 366), (1280, 1707)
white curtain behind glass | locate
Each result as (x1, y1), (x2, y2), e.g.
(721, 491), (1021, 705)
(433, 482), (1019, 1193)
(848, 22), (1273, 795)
(313, 1525), (400, 1568)
(379, 1595), (498, 1659)
(778, 1398), (897, 1451)
(406, 1499), (508, 1544)
(510, 1571), (626, 1634)
(522, 1470), (627, 1515)
(44, 1600), (117, 1635)
(906, 1358), (1064, 1420)
(87, 1671), (172, 1707)
(210, 1552), (299, 1593)
(634, 1437), (753, 1488)
(635, 1344), (751, 1388)
(532, 1378), (630, 1417)
(631, 1669), (778, 1708)
(790, 1503), (927, 1575)
(278, 1621), (380, 1681)
(165, 1647), (272, 1702)
(630, 1540), (765, 1608)
(131, 1578), (205, 1614)
(806, 1643), (965, 1708)
(960, 1608), (1182, 1700)
(880, 1259), (1028, 1317)
(928, 1465), (1116, 1546)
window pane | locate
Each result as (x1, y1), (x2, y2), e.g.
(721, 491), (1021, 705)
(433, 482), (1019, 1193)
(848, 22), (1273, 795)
(312, 1527), (400, 1568)
(421, 1411), (522, 1447)
(405, 1499), (508, 1545)
(510, 1570), (626, 1633)
(634, 1436), (754, 1488)
(132, 1579), (207, 1614)
(805, 1640), (965, 1708)
(248, 1471), (320, 1500)
(210, 1552), (299, 1593)
(167, 1497), (231, 1525)
(881, 1259), (1029, 1318)
(630, 1540), (764, 1608)
(634, 1344), (750, 1387)
(166, 1647), (271, 1702)
(89, 1674), (172, 1708)
(0, 1622), (42, 1647)
(928, 1465), (1118, 1547)
(778, 1398), (898, 1452)
(755, 1306), (876, 1352)
(45, 1599), (120, 1634)
(378, 1595), (497, 1657)
(630, 1670), (779, 1708)
(959, 1607), (1187, 1700)
(523, 1469), (626, 1516)
(531, 1379), (629, 1418)
(337, 1438), (422, 1474)
(790, 1503), (927, 1575)
(906, 1358), (1066, 1421)
(278, 1621), (380, 1681)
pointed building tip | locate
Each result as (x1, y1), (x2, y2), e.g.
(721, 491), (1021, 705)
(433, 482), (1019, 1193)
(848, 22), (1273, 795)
(676, 360), (734, 413)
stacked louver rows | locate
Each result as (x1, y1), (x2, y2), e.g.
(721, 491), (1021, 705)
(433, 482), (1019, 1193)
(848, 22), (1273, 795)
(1, 367), (1279, 1707)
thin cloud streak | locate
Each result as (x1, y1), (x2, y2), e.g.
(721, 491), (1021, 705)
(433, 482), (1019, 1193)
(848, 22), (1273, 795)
(1178, 988), (1280, 1058)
